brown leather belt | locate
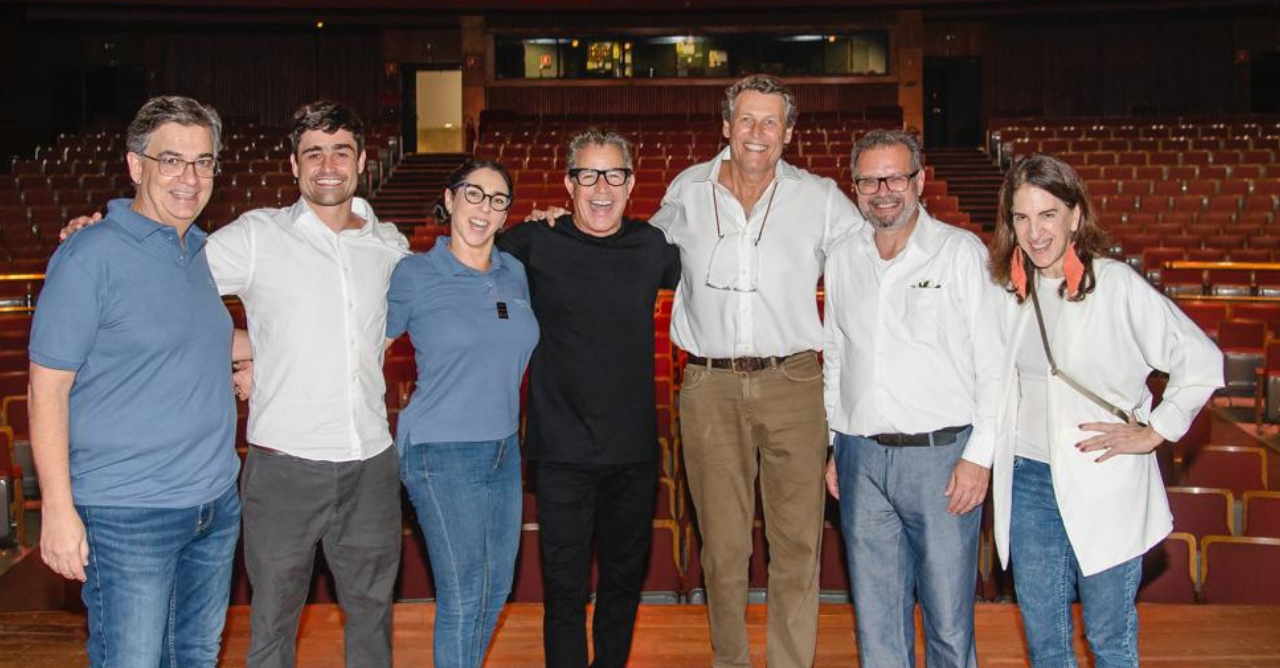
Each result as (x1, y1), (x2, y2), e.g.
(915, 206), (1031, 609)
(685, 352), (806, 373)
(870, 425), (968, 447)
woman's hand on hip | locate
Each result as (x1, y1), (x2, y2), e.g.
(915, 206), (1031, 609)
(1076, 418), (1165, 463)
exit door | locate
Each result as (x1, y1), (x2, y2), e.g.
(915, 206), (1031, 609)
(414, 69), (463, 153)
(923, 58), (983, 148)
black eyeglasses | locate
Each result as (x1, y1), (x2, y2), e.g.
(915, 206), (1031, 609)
(567, 168), (632, 187)
(853, 169), (920, 196)
(453, 182), (513, 211)
(136, 152), (220, 178)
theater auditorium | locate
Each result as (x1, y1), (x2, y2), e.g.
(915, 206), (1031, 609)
(1, 0), (1280, 666)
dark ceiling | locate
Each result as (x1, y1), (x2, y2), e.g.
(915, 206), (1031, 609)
(6, 0), (1276, 27)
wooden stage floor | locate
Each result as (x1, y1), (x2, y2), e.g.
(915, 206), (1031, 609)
(2, 602), (1280, 667)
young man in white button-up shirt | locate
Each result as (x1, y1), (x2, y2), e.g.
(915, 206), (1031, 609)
(822, 129), (1004, 668)
(212, 102), (409, 668)
(649, 75), (860, 668)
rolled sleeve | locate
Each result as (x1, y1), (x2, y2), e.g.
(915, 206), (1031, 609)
(29, 251), (101, 372)
(649, 179), (686, 246)
(1129, 273), (1225, 442)
(206, 215), (256, 296)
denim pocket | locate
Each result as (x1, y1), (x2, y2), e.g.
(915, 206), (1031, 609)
(492, 436), (509, 471)
(401, 443), (430, 482)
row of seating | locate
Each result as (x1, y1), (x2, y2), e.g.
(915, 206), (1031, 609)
(1069, 164), (1279, 183)
(1166, 486), (1279, 539)
(1122, 238), (1280, 272)
(482, 135), (878, 161)
(1011, 145), (1280, 166)
(996, 121), (1280, 141)
(1141, 532), (1280, 604)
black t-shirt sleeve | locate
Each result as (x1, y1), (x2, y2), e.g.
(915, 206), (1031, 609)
(496, 221), (532, 263)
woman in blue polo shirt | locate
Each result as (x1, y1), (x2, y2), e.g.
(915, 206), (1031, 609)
(386, 159), (538, 668)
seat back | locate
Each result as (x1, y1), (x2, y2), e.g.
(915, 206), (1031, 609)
(1137, 532), (1197, 603)
(1166, 486), (1234, 539)
(1243, 491), (1280, 538)
(1200, 536), (1280, 603)
(1183, 445), (1268, 497)
(1217, 319), (1267, 393)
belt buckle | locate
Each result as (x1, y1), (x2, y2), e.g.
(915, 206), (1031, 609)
(732, 357), (762, 373)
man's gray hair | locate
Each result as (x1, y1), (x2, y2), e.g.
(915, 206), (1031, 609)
(565, 128), (633, 170)
(125, 96), (223, 157)
(722, 74), (798, 129)
(851, 129), (923, 174)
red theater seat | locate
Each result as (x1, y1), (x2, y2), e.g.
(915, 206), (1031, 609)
(1200, 536), (1280, 603)
(1183, 445), (1268, 497)
(1243, 491), (1280, 538)
(1217, 319), (1267, 394)
(1166, 486), (1234, 539)
(1137, 532), (1197, 604)
(1173, 302), (1224, 338)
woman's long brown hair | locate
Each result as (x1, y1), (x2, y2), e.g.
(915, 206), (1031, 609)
(989, 153), (1110, 303)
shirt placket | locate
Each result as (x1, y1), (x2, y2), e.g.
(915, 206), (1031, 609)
(725, 186), (759, 357)
(334, 234), (362, 459)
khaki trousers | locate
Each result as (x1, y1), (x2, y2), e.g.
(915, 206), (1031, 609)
(679, 351), (829, 668)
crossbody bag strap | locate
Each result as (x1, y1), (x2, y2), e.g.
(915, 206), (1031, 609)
(1029, 275), (1140, 424)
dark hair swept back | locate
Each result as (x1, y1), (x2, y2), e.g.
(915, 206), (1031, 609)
(289, 100), (365, 155)
(431, 158), (514, 224)
(989, 153), (1109, 303)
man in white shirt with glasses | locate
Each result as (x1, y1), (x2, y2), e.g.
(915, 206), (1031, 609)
(649, 74), (860, 668)
(822, 129), (1002, 668)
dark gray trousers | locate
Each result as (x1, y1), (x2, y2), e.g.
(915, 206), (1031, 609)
(241, 445), (402, 668)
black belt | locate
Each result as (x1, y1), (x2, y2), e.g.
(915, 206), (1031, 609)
(685, 352), (807, 373)
(870, 425), (968, 447)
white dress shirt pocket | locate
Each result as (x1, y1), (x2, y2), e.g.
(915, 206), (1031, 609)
(905, 287), (944, 344)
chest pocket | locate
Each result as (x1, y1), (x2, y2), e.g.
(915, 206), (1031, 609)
(905, 288), (945, 344)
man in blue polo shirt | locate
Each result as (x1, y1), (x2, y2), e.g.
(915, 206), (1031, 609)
(28, 96), (244, 668)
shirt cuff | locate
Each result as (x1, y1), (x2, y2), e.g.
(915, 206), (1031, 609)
(28, 349), (83, 372)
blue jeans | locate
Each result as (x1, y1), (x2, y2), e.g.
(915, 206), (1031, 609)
(834, 430), (981, 668)
(1010, 457), (1142, 668)
(79, 483), (240, 668)
(401, 433), (522, 668)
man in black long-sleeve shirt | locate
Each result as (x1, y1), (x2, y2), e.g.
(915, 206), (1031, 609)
(498, 128), (680, 668)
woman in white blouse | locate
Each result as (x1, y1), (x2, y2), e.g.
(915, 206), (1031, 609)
(987, 154), (1223, 667)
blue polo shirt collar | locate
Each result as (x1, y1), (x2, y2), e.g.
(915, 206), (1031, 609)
(107, 198), (208, 250)
(429, 235), (505, 276)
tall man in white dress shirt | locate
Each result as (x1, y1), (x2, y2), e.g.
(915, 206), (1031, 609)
(822, 129), (1003, 668)
(650, 74), (861, 668)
